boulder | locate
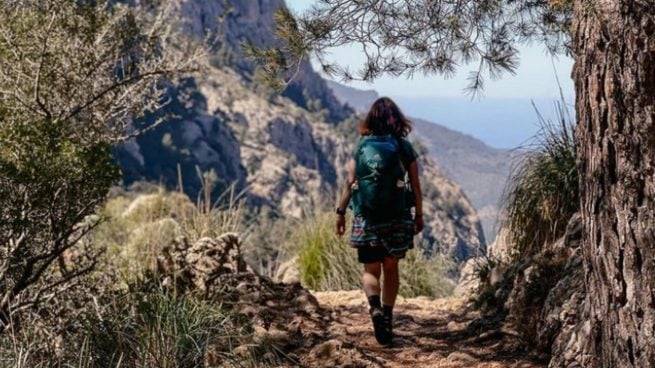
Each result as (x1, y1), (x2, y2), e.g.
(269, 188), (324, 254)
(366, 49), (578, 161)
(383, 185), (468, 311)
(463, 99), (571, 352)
(275, 255), (301, 284)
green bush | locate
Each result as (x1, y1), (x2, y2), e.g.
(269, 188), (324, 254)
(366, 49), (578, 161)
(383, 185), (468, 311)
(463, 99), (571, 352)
(89, 185), (244, 283)
(503, 100), (578, 259)
(0, 280), (275, 368)
(0, 120), (119, 328)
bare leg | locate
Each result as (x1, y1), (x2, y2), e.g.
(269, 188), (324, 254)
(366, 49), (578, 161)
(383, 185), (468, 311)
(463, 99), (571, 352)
(381, 257), (399, 307)
(363, 261), (390, 344)
(362, 262), (382, 297)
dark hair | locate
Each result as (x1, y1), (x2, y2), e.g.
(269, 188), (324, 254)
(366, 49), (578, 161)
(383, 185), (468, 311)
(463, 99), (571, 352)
(363, 97), (412, 138)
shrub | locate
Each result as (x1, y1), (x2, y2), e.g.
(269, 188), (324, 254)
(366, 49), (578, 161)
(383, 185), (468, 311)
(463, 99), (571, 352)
(0, 280), (276, 368)
(502, 100), (578, 259)
(90, 184), (244, 283)
(0, 0), (202, 333)
(0, 121), (119, 331)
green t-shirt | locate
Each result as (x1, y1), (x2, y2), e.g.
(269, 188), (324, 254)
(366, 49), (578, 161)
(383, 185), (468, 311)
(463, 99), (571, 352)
(353, 136), (419, 169)
(398, 137), (419, 169)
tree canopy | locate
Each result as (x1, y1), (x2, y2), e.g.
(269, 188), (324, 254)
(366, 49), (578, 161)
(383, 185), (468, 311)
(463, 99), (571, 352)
(248, 0), (572, 94)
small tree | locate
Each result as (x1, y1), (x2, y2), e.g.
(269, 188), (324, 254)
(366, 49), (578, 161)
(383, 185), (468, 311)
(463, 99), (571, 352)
(0, 0), (203, 331)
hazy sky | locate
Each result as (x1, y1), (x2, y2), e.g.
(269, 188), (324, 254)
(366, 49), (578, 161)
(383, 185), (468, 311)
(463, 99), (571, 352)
(285, 0), (575, 149)
(286, 0), (575, 100)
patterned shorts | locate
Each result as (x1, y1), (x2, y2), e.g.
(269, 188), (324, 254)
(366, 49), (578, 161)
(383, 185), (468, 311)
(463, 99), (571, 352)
(350, 213), (415, 260)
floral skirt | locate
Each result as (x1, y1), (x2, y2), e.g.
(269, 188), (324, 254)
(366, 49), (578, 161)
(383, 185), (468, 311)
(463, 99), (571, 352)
(349, 213), (415, 259)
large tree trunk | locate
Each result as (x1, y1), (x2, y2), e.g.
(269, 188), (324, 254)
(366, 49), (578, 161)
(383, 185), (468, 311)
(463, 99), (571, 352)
(571, 1), (655, 366)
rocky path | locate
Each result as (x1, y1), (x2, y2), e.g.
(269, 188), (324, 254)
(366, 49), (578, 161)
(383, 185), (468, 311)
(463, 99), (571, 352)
(303, 291), (546, 368)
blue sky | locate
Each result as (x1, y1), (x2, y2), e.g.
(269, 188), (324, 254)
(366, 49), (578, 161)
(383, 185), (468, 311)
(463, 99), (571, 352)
(286, 0), (574, 99)
(286, 0), (575, 148)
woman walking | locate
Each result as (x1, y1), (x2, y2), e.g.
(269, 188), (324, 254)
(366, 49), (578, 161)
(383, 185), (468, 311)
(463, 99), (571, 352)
(336, 97), (424, 346)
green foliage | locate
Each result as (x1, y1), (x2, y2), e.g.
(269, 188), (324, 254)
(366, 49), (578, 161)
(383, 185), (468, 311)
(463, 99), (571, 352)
(243, 7), (309, 92)
(290, 210), (361, 291)
(84, 281), (274, 368)
(0, 280), (275, 368)
(249, 2), (572, 94)
(0, 0), (202, 142)
(90, 185), (244, 283)
(0, 120), (119, 326)
(0, 0), (201, 332)
(502, 101), (578, 259)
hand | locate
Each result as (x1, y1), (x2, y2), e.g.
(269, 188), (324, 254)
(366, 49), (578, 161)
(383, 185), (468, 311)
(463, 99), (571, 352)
(336, 215), (346, 236)
(414, 215), (424, 235)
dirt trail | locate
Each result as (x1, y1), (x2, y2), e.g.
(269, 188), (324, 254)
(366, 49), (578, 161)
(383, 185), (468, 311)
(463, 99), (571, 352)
(305, 290), (546, 368)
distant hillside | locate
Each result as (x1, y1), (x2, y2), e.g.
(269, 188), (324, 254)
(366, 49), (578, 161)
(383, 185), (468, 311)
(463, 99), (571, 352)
(327, 81), (513, 240)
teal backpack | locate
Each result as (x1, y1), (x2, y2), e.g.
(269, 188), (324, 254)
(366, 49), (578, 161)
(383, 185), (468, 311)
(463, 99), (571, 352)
(351, 135), (407, 222)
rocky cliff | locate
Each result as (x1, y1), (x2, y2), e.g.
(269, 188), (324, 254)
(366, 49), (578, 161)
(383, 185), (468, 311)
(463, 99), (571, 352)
(115, 0), (485, 264)
(169, 0), (350, 123)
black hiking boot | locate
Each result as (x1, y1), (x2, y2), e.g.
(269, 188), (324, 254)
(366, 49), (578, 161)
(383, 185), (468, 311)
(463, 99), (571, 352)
(370, 307), (391, 345)
(383, 314), (393, 346)
(382, 304), (393, 346)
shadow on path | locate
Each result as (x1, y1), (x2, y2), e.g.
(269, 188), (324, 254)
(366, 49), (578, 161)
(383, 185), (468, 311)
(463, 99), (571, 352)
(312, 291), (548, 368)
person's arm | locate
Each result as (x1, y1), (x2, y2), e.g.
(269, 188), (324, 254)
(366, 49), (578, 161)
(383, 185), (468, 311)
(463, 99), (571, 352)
(407, 160), (424, 234)
(336, 159), (356, 236)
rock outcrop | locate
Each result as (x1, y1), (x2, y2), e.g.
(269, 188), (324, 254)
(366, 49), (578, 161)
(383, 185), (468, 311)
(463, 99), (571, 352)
(156, 233), (373, 367)
(474, 214), (588, 367)
(418, 154), (486, 262)
(169, 0), (351, 123)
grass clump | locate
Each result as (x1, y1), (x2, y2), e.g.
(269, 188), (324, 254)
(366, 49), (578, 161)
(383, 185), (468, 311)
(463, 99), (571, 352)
(289, 209), (361, 291)
(85, 280), (274, 368)
(289, 208), (454, 298)
(0, 280), (276, 368)
(400, 247), (454, 298)
(503, 100), (578, 259)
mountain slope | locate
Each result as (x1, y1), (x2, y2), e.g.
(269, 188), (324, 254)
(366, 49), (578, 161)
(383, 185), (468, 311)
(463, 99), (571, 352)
(327, 80), (513, 241)
(114, 0), (485, 264)
(171, 0), (351, 123)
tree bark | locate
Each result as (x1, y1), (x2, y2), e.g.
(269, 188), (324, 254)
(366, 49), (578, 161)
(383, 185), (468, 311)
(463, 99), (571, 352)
(571, 1), (655, 366)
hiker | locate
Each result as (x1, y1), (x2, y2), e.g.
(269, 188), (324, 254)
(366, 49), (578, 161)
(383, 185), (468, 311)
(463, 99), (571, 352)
(336, 97), (424, 346)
